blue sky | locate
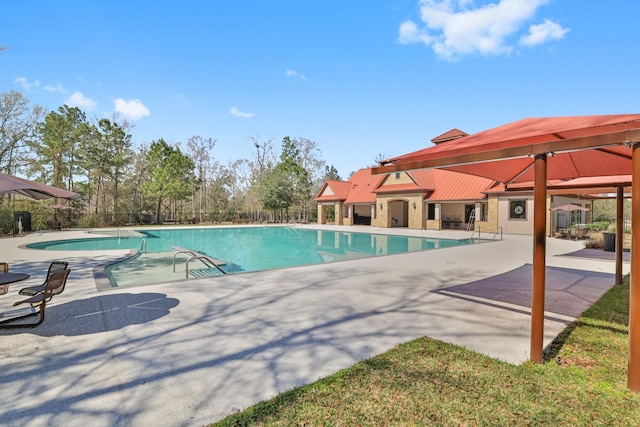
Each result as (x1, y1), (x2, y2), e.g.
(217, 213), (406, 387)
(2, 1), (639, 179)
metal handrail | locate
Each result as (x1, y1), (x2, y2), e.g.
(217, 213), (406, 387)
(173, 248), (196, 272)
(470, 226), (481, 239)
(493, 226), (503, 240)
(172, 246), (227, 277)
(185, 255), (226, 278)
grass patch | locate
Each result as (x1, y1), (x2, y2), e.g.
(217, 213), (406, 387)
(212, 276), (640, 426)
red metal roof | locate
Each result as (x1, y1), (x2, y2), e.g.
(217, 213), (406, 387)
(316, 168), (493, 203)
(374, 183), (423, 194)
(315, 179), (351, 202)
(316, 169), (386, 204)
(379, 115), (640, 184)
(373, 169), (435, 194)
(554, 175), (632, 188)
(428, 169), (493, 201)
(431, 128), (469, 144)
(407, 169), (436, 189)
(344, 168), (386, 203)
(484, 175), (632, 193)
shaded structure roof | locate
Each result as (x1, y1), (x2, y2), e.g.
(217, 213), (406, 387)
(381, 115), (640, 184)
(484, 175), (633, 196)
(0, 172), (80, 200)
(373, 113), (640, 389)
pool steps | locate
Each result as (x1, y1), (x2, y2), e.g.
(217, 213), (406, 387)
(171, 246), (227, 279)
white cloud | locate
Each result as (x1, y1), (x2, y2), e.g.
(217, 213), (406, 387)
(285, 69), (307, 80)
(65, 91), (97, 110)
(398, 20), (433, 45)
(398, 0), (568, 60)
(13, 77), (39, 90)
(114, 98), (150, 120)
(520, 18), (569, 47)
(43, 83), (69, 94)
(230, 107), (254, 118)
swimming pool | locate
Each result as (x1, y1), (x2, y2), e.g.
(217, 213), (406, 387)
(29, 226), (488, 287)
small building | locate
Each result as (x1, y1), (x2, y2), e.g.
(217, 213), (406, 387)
(316, 167), (498, 232)
(316, 168), (384, 227)
(316, 128), (600, 235)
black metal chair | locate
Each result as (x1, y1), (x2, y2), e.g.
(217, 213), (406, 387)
(18, 261), (69, 301)
(0, 269), (71, 329)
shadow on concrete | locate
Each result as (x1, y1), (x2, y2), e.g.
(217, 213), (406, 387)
(558, 248), (630, 262)
(0, 293), (179, 336)
(437, 264), (615, 318)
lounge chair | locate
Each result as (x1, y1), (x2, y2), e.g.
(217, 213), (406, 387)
(18, 261), (69, 301)
(0, 269), (70, 329)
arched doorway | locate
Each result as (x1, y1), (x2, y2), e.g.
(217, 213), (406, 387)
(389, 200), (409, 227)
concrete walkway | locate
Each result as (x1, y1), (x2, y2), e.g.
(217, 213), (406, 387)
(0, 225), (628, 426)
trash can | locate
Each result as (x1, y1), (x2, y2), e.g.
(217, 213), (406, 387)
(603, 232), (615, 252)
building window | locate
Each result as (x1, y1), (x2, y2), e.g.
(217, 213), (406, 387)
(395, 172), (401, 179)
(427, 203), (435, 220)
(571, 204), (583, 225)
(464, 204), (475, 223)
(509, 200), (526, 220)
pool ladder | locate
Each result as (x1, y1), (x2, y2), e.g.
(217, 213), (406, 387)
(115, 229), (147, 253)
(171, 246), (227, 278)
(470, 226), (503, 240)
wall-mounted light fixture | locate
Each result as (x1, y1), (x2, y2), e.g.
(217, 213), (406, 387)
(380, 203), (383, 210)
(413, 201), (417, 209)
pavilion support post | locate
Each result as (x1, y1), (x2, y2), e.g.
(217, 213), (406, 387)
(616, 186), (624, 286)
(629, 143), (640, 391)
(531, 154), (547, 363)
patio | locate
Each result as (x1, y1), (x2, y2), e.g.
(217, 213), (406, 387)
(0, 225), (627, 426)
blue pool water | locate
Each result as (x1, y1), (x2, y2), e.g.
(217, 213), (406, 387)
(29, 226), (486, 285)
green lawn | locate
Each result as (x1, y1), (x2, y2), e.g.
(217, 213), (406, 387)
(212, 275), (640, 426)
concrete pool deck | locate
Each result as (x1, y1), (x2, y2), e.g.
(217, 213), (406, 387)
(0, 224), (629, 426)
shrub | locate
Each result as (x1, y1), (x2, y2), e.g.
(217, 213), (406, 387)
(587, 221), (610, 232)
(584, 232), (604, 249)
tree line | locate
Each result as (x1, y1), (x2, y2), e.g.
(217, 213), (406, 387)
(0, 90), (344, 231)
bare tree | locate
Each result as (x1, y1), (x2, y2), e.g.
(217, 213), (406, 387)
(225, 158), (252, 221)
(248, 134), (275, 182)
(186, 135), (217, 222)
(372, 152), (391, 167)
(0, 90), (44, 174)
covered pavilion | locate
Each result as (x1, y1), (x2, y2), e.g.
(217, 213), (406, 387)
(373, 114), (640, 391)
(0, 171), (80, 201)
